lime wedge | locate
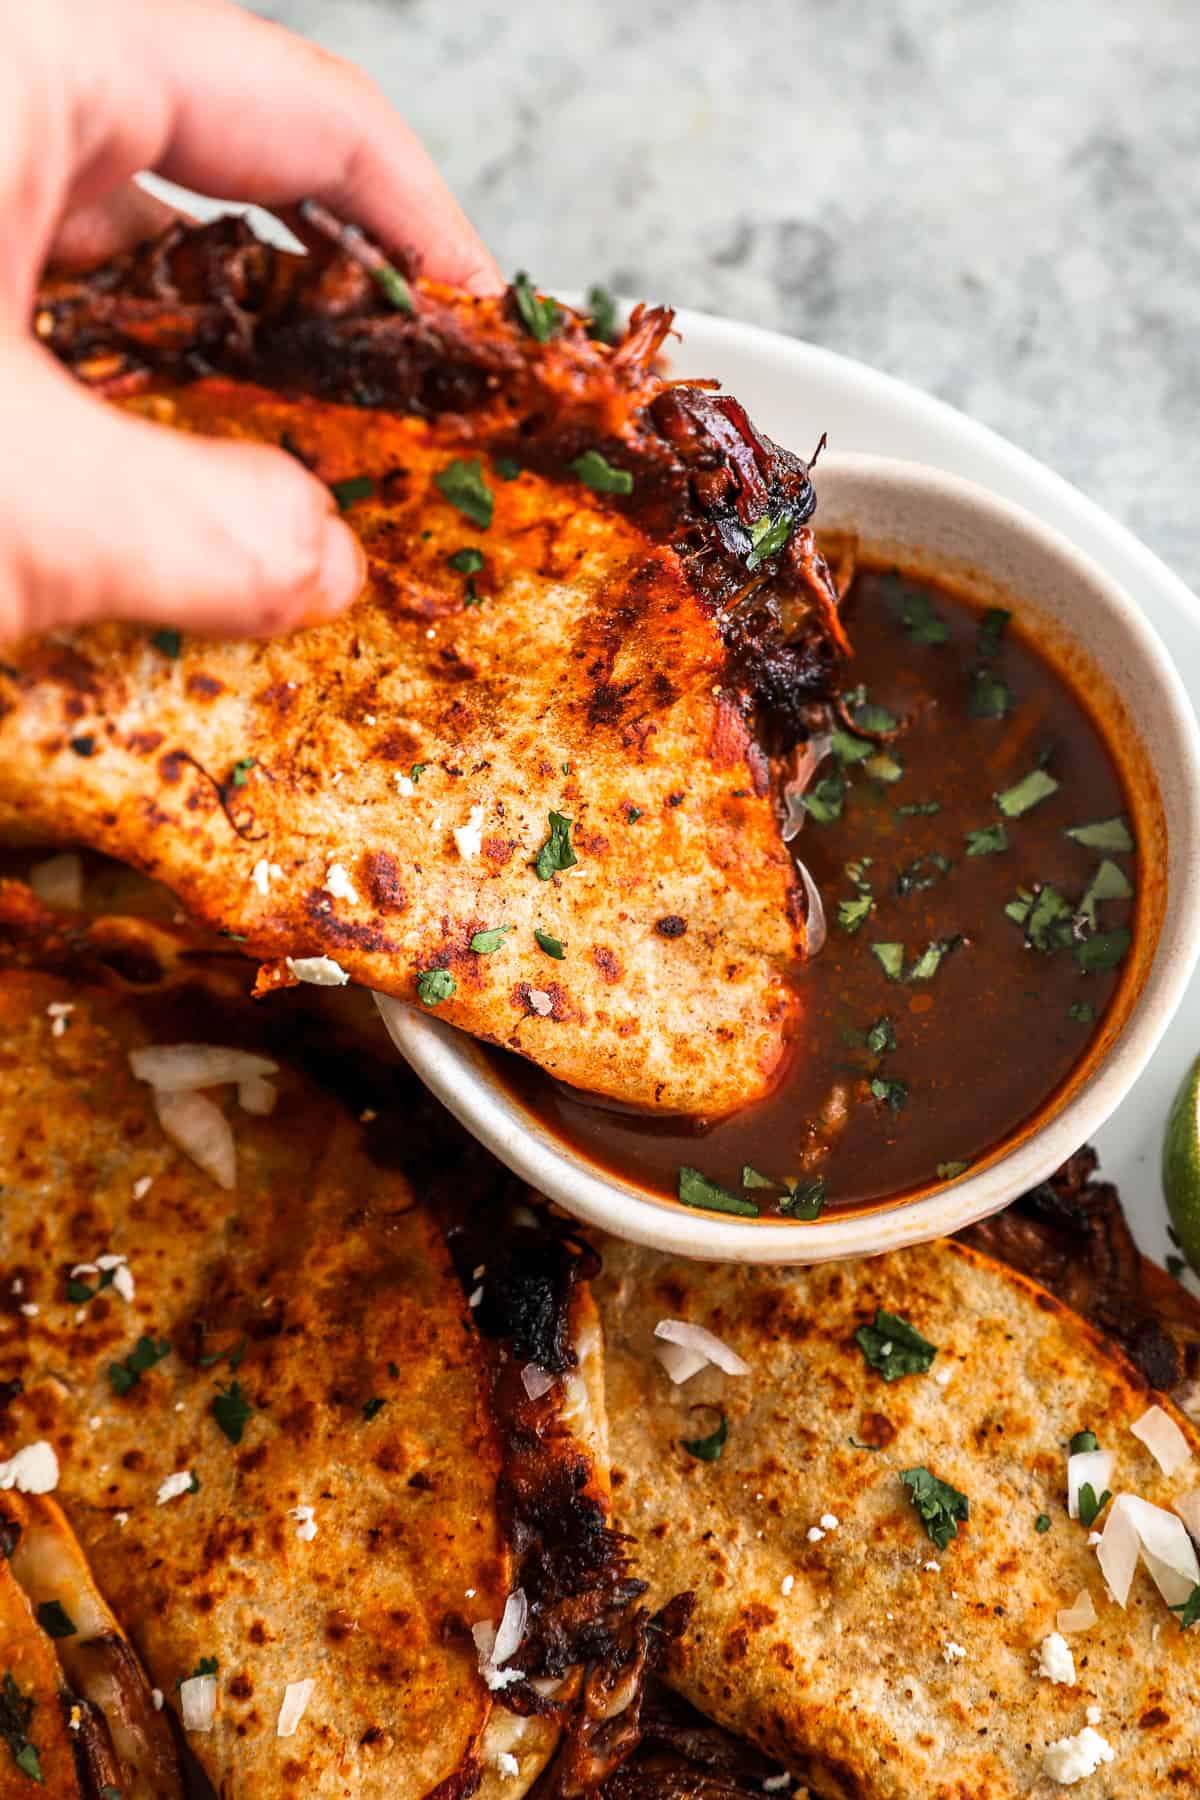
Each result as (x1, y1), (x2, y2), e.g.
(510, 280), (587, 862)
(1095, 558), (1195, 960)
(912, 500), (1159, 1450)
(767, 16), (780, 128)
(1162, 1052), (1200, 1270)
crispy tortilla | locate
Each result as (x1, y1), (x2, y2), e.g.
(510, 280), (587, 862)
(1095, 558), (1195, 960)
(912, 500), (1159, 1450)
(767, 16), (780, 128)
(0, 218), (847, 1118)
(595, 1234), (1200, 1797)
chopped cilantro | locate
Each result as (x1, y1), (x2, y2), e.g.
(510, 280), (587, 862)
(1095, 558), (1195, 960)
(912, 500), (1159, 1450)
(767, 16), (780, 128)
(447, 547), (485, 575)
(837, 894), (874, 934)
(965, 823), (1008, 856)
(846, 693), (899, 735)
(627, 807), (643, 823)
(362, 1396), (386, 1422)
(1167, 1253), (1187, 1278)
(68, 1267), (115, 1305)
(895, 799), (940, 816)
(198, 1337), (246, 1371)
(870, 1075), (909, 1112)
(681, 1413), (728, 1461)
(371, 261), (415, 314)
(779, 1176), (827, 1220)
(976, 607), (1011, 659)
(533, 811), (578, 880)
(867, 1017), (897, 1056)
(469, 925), (513, 954)
(1077, 1482), (1111, 1527)
(967, 667), (1010, 719)
(211, 1381), (252, 1445)
(1170, 1584), (1200, 1631)
(570, 449), (634, 495)
(0, 1670), (40, 1784)
(1076, 928), (1130, 972)
(329, 475), (374, 511)
(108, 1334), (170, 1396)
(1069, 1428), (1099, 1454)
(435, 458), (494, 529)
(745, 512), (793, 572)
(864, 750), (904, 783)
(996, 766), (1059, 817)
(900, 1466), (969, 1551)
(907, 938), (960, 981)
(1023, 884), (1075, 953)
(534, 929), (565, 959)
(831, 727), (874, 765)
(802, 773), (845, 823)
(494, 455), (522, 482)
(586, 284), (619, 344)
(151, 627), (182, 658)
(895, 854), (951, 896)
(513, 271), (560, 342)
(1080, 858), (1133, 923)
(1066, 815), (1134, 853)
(1035, 1513), (1052, 1534)
(936, 1160), (971, 1180)
(1068, 1001), (1096, 1024)
(886, 582), (948, 645)
(35, 1601), (75, 1639)
(410, 763), (428, 783)
(229, 756), (256, 790)
(677, 1165), (760, 1217)
(871, 942), (905, 982)
(855, 1310), (937, 1380)
(741, 1165), (778, 1189)
(417, 968), (456, 1006)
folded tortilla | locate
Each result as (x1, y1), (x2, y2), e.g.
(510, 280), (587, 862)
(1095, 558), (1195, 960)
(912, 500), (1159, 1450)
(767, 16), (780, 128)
(595, 1234), (1200, 1797)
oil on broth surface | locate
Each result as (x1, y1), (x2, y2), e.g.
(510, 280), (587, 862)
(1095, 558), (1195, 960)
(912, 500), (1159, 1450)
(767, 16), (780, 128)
(495, 568), (1135, 1216)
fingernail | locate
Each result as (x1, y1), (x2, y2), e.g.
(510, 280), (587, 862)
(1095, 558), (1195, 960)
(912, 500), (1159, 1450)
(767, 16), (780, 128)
(309, 518), (367, 622)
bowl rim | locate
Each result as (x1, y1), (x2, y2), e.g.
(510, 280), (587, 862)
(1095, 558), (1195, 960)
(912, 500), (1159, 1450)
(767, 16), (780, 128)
(377, 453), (1200, 1263)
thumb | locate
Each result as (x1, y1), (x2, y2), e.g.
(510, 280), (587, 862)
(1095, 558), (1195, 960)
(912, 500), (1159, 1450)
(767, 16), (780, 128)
(0, 342), (365, 641)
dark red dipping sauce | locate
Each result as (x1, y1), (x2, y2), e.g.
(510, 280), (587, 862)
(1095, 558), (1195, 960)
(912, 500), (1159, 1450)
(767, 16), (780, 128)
(491, 564), (1137, 1217)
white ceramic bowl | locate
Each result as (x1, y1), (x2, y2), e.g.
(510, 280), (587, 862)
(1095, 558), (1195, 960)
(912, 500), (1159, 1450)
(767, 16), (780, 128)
(377, 454), (1200, 1262)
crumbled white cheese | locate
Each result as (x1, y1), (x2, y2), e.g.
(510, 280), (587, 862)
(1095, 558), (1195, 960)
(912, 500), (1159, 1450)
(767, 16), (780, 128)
(250, 858), (284, 896)
(496, 1753), (520, 1778)
(942, 1641), (966, 1663)
(324, 862), (358, 904)
(291, 1504), (318, 1542)
(9, 1278), (20, 1295)
(156, 1470), (195, 1505)
(453, 804), (485, 861)
(1041, 1725), (1114, 1784)
(286, 955), (350, 987)
(762, 1777), (791, 1794)
(781, 1574), (795, 1596)
(1087, 1530), (1102, 1546)
(923, 1560), (941, 1573)
(47, 1002), (75, 1038)
(819, 1513), (840, 1531)
(133, 1176), (154, 1200)
(527, 989), (554, 1017)
(1036, 1632), (1076, 1685)
(933, 1366), (953, 1386)
(806, 1526), (825, 1543)
(19, 1303), (38, 1318)
(0, 1442), (59, 1494)
(1085, 1705), (1101, 1725)
(363, 714), (376, 726)
(114, 1511), (128, 1527)
(152, 1689), (164, 1712)
(394, 774), (415, 797)
(276, 1678), (315, 1738)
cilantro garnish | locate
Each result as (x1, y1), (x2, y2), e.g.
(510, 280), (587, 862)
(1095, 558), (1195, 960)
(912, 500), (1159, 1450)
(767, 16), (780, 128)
(965, 823), (1008, 857)
(469, 925), (513, 954)
(936, 1161), (971, 1180)
(108, 1334), (170, 1396)
(435, 458), (495, 529)
(831, 727), (874, 765)
(1077, 928), (1130, 972)
(151, 627), (182, 659)
(745, 513), (793, 572)
(362, 1397), (386, 1422)
(533, 812), (578, 880)
(211, 1381), (252, 1445)
(871, 943), (905, 982)
(867, 1017), (897, 1056)
(0, 1670), (41, 1783)
(886, 581), (948, 646)
(1067, 816), (1134, 853)
(229, 756), (256, 790)
(36, 1601), (75, 1639)
(681, 1413), (728, 1462)
(513, 271), (560, 342)
(976, 608), (1011, 659)
(329, 475), (374, 511)
(865, 750), (904, 783)
(1069, 1428), (1099, 1454)
(371, 261), (415, 315)
(802, 773), (845, 824)
(870, 1076), (909, 1112)
(677, 1166), (760, 1218)
(907, 938), (961, 981)
(895, 854), (951, 897)
(410, 763), (428, 783)
(1077, 1482), (1112, 1527)
(570, 450), (634, 495)
(741, 1165), (778, 1189)
(855, 1310), (937, 1381)
(68, 1266), (116, 1305)
(534, 929), (565, 959)
(837, 894), (874, 934)
(1169, 1584), (1200, 1631)
(494, 455), (522, 482)
(416, 968), (456, 1006)
(586, 284), (619, 345)
(996, 766), (1059, 817)
(197, 1337), (246, 1372)
(845, 692), (899, 735)
(1069, 1001), (1096, 1024)
(900, 1466), (969, 1551)
(1035, 1513), (1052, 1534)
(895, 799), (940, 816)
(447, 547), (485, 576)
(1080, 859), (1133, 924)
(1023, 884), (1076, 953)
(967, 667), (1010, 719)
(175, 1656), (218, 1691)
(779, 1176), (826, 1220)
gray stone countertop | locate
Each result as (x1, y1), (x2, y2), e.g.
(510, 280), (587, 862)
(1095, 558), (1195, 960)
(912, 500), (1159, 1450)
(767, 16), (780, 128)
(256, 0), (1198, 591)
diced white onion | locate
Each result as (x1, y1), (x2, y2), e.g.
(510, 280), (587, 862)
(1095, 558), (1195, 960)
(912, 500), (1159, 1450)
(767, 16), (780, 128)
(1067, 1449), (1114, 1520)
(1056, 1588), (1098, 1634)
(237, 1075), (277, 1116)
(180, 1674), (216, 1732)
(154, 1089), (236, 1190)
(654, 1341), (710, 1385)
(1098, 1493), (1200, 1609)
(276, 1678), (314, 1738)
(286, 954), (350, 987)
(795, 859), (826, 958)
(1095, 1496), (1140, 1607)
(29, 852), (83, 911)
(520, 1364), (556, 1402)
(780, 733), (833, 842)
(654, 1318), (750, 1377)
(1130, 1404), (1193, 1477)
(492, 1588), (528, 1666)
(130, 1044), (278, 1091)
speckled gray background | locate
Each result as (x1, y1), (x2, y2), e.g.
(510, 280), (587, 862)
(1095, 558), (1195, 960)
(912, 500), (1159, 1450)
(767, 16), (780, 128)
(252, 0), (1198, 589)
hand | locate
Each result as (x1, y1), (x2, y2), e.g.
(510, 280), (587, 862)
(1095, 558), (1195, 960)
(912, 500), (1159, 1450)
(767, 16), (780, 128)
(0, 0), (501, 642)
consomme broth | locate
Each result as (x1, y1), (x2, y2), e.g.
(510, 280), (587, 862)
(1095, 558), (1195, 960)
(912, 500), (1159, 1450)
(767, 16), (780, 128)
(494, 565), (1137, 1217)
